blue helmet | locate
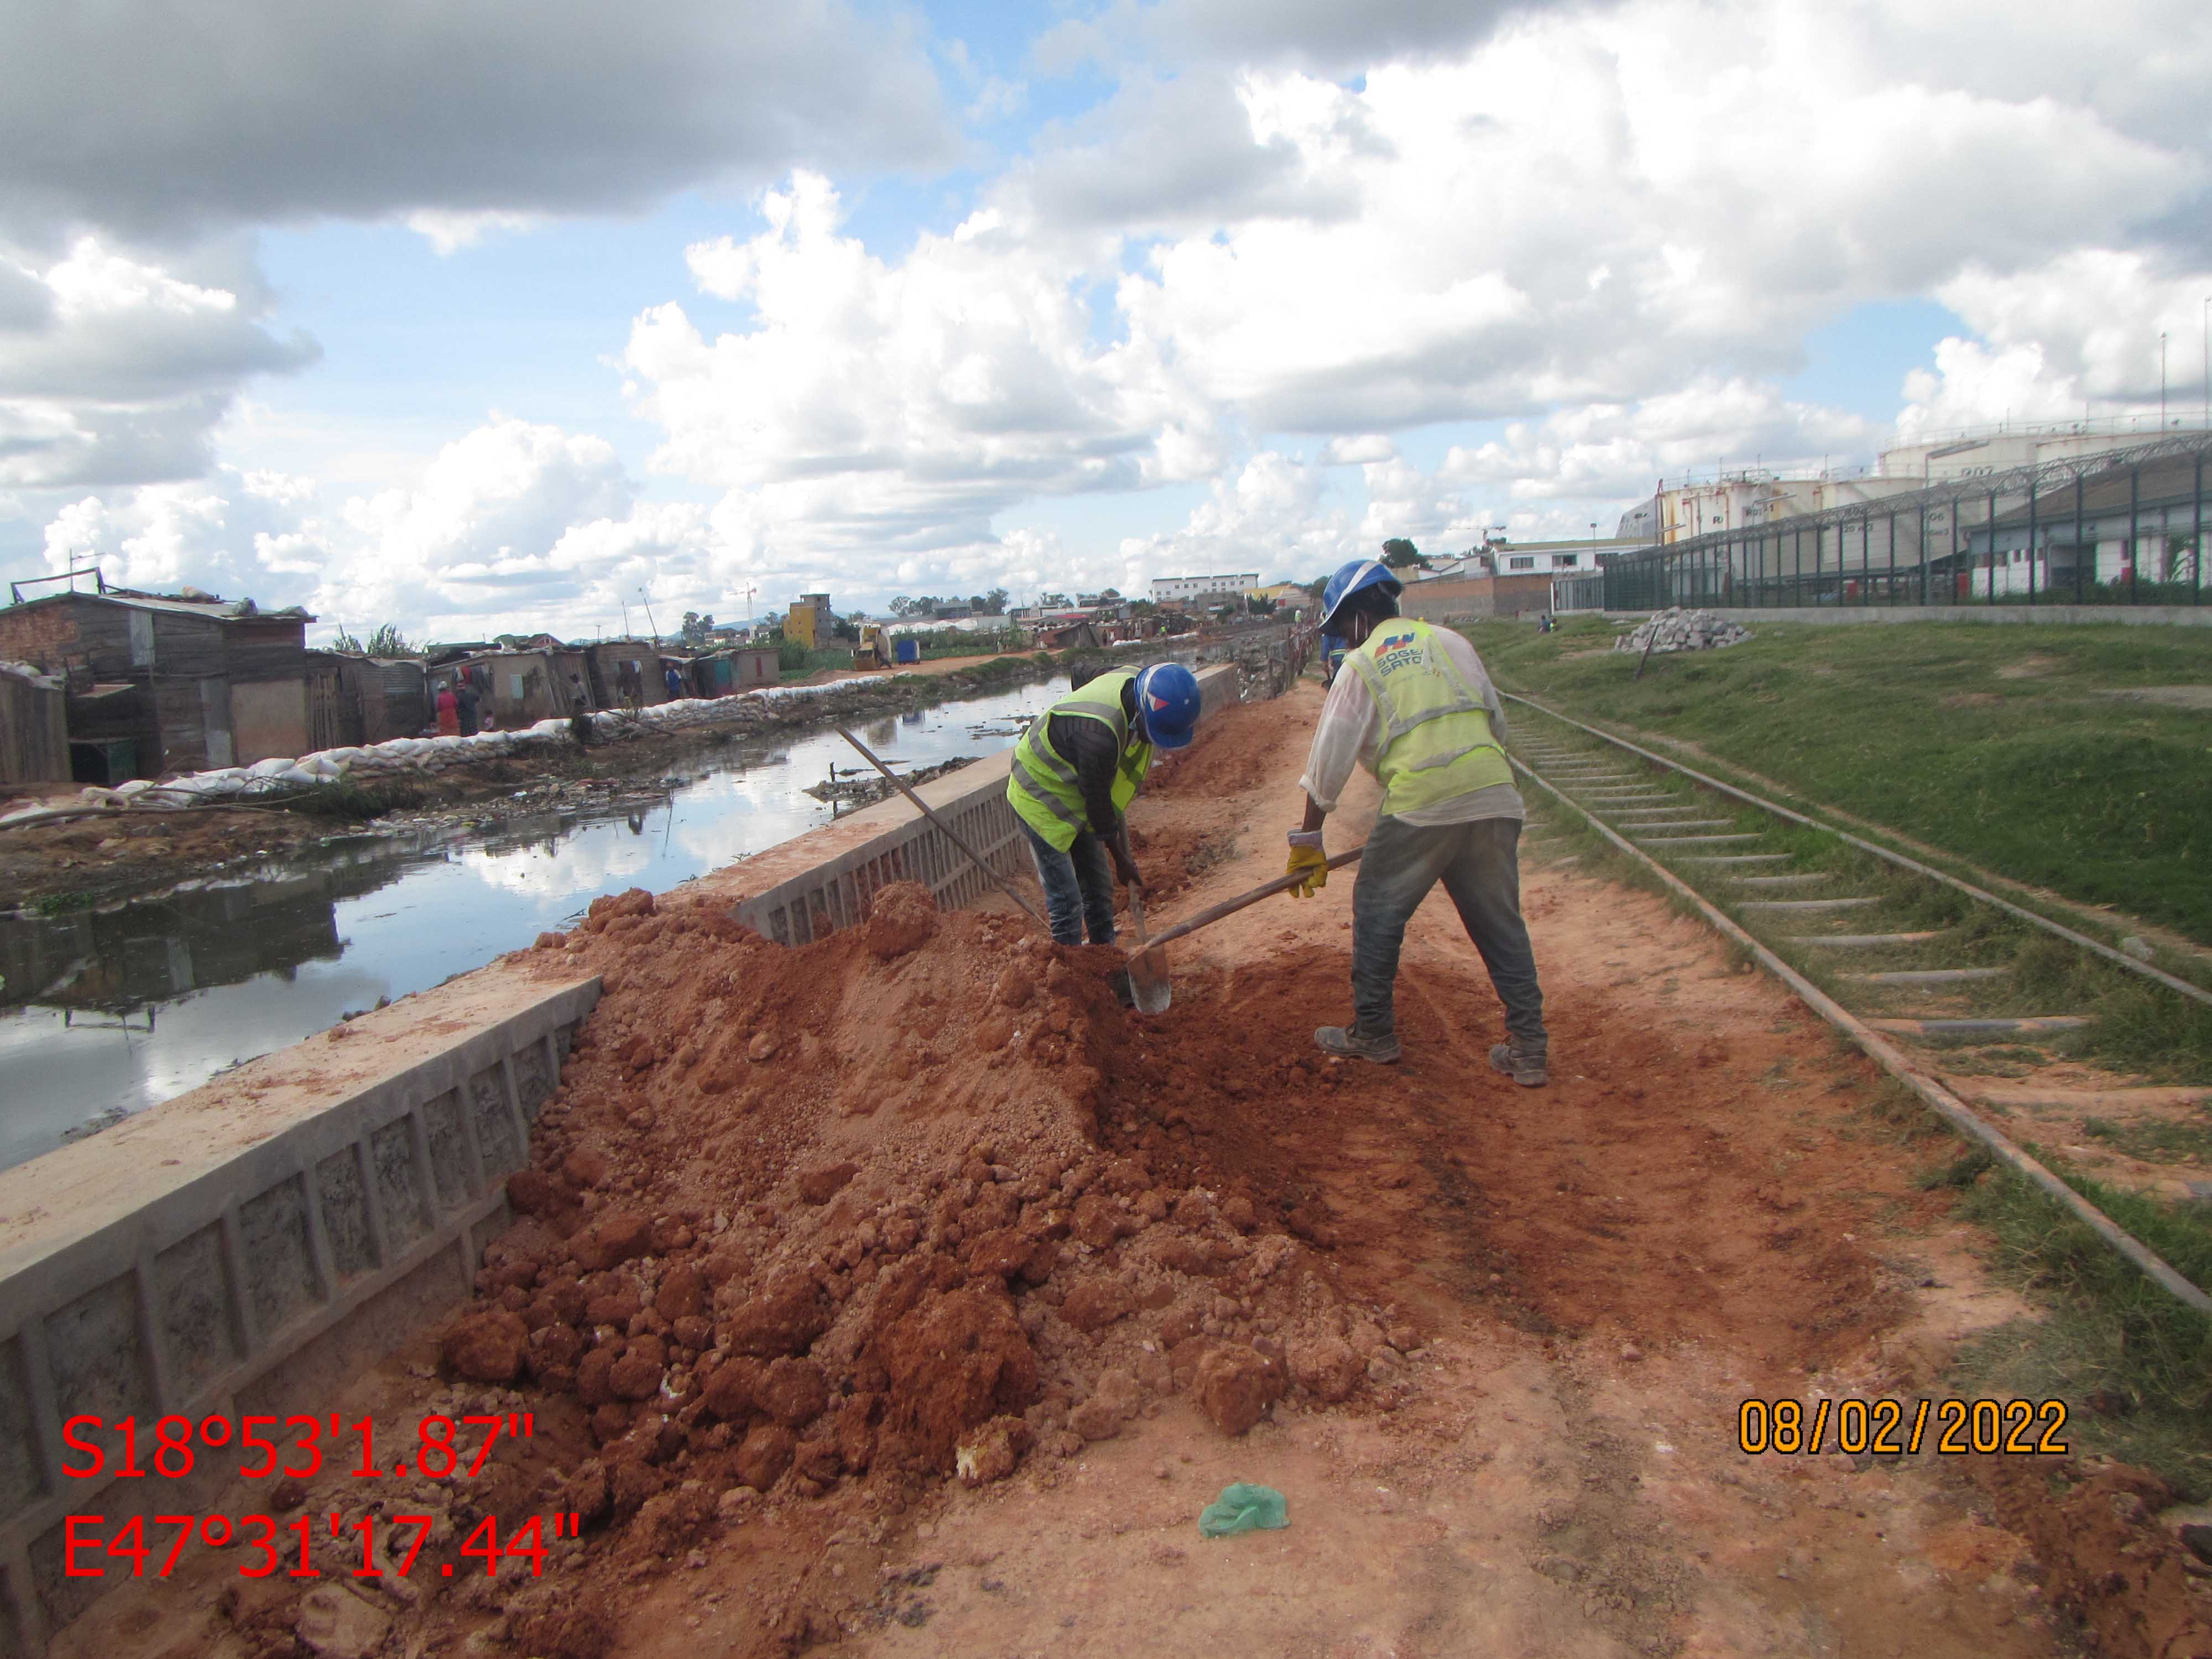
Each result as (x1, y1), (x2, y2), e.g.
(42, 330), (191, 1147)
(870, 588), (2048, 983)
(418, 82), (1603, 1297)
(1133, 662), (1202, 749)
(1317, 559), (1402, 634)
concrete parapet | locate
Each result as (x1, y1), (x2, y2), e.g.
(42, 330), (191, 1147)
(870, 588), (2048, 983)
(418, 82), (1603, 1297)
(0, 966), (599, 1655)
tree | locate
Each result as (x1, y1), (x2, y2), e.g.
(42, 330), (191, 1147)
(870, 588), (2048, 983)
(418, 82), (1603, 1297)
(1248, 595), (1277, 615)
(1381, 538), (1425, 570)
(679, 611), (717, 647)
(1099, 587), (1121, 601)
(365, 623), (414, 656)
(980, 587), (1009, 614)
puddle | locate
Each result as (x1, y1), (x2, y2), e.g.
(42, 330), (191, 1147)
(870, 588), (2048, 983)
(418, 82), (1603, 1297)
(0, 680), (1076, 1170)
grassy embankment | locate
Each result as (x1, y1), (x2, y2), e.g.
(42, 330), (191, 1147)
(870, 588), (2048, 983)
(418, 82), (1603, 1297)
(1470, 615), (2212, 1491)
(1466, 615), (2212, 945)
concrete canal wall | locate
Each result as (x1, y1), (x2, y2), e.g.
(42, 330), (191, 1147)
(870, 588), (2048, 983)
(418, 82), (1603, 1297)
(0, 661), (1244, 1652)
(0, 967), (599, 1653)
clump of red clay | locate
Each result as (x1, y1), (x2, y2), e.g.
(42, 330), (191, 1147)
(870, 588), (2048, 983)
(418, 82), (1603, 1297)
(439, 882), (1387, 1612)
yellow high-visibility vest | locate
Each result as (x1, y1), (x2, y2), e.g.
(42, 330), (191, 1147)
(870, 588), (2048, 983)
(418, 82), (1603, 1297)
(1006, 670), (1153, 851)
(1344, 619), (1512, 816)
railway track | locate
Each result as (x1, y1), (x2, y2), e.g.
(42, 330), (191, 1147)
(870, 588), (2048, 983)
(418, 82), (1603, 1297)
(1504, 692), (2212, 1316)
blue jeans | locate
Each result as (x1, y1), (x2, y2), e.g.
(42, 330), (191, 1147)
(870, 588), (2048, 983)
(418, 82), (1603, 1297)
(1021, 821), (1117, 946)
(1350, 814), (1546, 1055)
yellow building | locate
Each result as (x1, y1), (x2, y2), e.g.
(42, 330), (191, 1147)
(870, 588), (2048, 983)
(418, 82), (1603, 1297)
(786, 593), (833, 647)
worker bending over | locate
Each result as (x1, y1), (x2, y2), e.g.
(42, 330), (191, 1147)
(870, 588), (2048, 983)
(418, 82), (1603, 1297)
(1287, 560), (1548, 1086)
(1007, 662), (1202, 946)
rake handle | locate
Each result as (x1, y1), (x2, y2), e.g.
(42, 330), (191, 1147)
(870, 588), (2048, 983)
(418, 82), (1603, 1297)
(834, 728), (1050, 931)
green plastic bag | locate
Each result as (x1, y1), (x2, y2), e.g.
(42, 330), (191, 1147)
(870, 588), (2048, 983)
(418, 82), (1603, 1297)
(1199, 1482), (1289, 1537)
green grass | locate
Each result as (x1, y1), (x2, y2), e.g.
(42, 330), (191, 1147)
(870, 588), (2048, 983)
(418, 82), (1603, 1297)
(1465, 619), (2212, 943)
(2081, 1113), (2212, 1165)
(1949, 1160), (2212, 1497)
(30, 889), (98, 916)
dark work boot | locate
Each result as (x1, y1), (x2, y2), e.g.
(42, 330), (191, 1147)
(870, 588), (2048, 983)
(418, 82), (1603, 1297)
(1490, 1042), (1548, 1087)
(1316, 1025), (1402, 1065)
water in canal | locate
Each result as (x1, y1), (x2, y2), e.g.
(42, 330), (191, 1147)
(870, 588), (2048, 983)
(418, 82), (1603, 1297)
(0, 678), (1078, 1171)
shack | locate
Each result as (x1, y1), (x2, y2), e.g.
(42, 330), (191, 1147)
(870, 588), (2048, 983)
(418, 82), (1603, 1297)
(331, 654), (430, 742)
(0, 586), (316, 777)
(587, 640), (670, 709)
(690, 645), (779, 695)
(463, 650), (598, 727)
(0, 659), (69, 786)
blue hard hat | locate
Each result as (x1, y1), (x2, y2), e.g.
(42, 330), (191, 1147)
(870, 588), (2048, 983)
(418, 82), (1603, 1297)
(1317, 559), (1402, 634)
(1133, 662), (1202, 749)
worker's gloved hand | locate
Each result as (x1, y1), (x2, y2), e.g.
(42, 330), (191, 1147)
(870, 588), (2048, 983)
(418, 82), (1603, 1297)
(1286, 830), (1327, 898)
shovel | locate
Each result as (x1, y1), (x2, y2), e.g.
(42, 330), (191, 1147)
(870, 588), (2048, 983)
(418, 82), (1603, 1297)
(1124, 883), (1172, 1013)
(1114, 826), (1172, 1013)
(1121, 846), (1365, 1006)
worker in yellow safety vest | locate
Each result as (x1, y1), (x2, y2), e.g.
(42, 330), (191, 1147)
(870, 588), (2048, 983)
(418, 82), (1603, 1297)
(1285, 559), (1548, 1084)
(1007, 661), (1202, 946)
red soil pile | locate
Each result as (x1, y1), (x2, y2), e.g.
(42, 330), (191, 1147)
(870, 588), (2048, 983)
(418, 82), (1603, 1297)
(446, 880), (1391, 1620)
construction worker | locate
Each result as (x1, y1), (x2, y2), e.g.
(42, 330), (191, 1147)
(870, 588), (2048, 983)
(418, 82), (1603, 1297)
(1007, 662), (1202, 946)
(1286, 559), (1548, 1086)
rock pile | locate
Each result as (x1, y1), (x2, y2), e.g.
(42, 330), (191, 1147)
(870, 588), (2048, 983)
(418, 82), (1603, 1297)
(1612, 608), (1750, 655)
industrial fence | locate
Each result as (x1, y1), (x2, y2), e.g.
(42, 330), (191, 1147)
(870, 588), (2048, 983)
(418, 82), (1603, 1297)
(1604, 432), (2212, 612)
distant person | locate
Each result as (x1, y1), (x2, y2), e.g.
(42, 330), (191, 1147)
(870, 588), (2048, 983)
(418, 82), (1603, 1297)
(455, 674), (481, 735)
(665, 662), (685, 701)
(434, 681), (461, 737)
(1286, 559), (1547, 1084)
(568, 673), (593, 747)
(1320, 631), (1348, 687)
(1006, 662), (1201, 948)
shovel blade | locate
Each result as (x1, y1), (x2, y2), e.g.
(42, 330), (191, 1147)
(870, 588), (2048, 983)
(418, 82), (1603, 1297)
(1129, 943), (1172, 1013)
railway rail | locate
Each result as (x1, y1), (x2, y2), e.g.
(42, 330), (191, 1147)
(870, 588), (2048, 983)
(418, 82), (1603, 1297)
(1503, 691), (2212, 1317)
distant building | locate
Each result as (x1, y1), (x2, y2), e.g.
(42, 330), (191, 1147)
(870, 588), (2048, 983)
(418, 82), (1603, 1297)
(1151, 572), (1259, 606)
(1879, 418), (2212, 483)
(786, 593), (834, 648)
(1616, 475), (1922, 546)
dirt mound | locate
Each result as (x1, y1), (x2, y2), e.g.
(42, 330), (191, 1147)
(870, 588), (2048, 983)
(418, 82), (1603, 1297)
(436, 880), (1391, 1644)
(1144, 697), (1290, 801)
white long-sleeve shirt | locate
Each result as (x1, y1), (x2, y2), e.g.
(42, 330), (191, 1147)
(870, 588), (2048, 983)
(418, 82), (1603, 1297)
(1298, 627), (1525, 826)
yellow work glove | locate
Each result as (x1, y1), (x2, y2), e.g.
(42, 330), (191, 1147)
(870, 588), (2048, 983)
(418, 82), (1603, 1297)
(1286, 833), (1328, 898)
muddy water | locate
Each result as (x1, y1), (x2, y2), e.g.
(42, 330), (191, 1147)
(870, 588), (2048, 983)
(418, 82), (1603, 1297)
(0, 679), (1075, 1169)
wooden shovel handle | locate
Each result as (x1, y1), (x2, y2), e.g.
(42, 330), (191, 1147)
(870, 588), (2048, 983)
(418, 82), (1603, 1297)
(1135, 847), (1364, 955)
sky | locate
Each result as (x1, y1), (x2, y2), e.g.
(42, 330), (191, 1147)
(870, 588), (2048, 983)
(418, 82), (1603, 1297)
(2, 0), (2209, 644)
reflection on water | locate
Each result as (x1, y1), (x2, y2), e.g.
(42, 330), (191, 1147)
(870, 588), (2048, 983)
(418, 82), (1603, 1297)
(0, 678), (1077, 1170)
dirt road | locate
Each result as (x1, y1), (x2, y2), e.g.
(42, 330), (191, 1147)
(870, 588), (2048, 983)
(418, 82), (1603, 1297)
(49, 684), (2208, 1659)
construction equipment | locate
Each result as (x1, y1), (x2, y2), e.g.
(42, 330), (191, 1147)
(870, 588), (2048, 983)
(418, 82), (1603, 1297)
(1121, 848), (1364, 1010)
(852, 623), (892, 671)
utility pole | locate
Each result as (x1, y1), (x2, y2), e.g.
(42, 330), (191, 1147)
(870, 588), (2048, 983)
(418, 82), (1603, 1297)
(638, 585), (662, 644)
(2161, 331), (2169, 428)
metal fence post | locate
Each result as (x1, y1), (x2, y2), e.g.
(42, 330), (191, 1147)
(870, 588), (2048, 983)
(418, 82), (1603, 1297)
(2027, 475), (2039, 605)
(2196, 451), (2205, 604)
(1984, 488), (1997, 605)
(2074, 471), (2086, 604)
(2129, 465), (2141, 605)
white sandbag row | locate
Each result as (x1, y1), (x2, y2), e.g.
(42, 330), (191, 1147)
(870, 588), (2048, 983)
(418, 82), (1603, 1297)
(18, 677), (928, 830)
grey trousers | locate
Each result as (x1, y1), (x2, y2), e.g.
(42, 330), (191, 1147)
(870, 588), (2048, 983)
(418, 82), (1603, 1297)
(1350, 813), (1546, 1055)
